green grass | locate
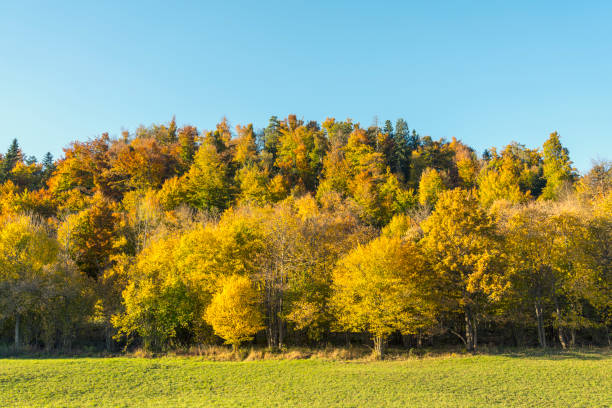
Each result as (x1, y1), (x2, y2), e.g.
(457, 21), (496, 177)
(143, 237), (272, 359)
(0, 350), (610, 407)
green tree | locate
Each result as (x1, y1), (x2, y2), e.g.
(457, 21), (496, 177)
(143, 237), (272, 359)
(0, 139), (22, 183)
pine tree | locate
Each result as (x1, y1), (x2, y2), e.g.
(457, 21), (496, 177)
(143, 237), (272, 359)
(383, 120), (393, 137)
(41, 152), (55, 182)
(392, 118), (410, 179)
(0, 139), (22, 182)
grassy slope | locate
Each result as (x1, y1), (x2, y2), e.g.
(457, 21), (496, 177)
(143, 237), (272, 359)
(0, 351), (610, 407)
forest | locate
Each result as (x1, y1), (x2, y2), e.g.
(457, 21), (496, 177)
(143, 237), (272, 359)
(0, 115), (610, 358)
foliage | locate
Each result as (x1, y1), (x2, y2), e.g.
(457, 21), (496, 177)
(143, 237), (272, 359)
(332, 235), (434, 358)
(0, 117), (609, 353)
(205, 275), (264, 350)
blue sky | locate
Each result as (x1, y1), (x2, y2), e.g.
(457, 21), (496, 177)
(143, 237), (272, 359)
(1, 1), (610, 173)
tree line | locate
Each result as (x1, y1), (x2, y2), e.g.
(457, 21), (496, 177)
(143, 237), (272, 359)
(0, 115), (610, 358)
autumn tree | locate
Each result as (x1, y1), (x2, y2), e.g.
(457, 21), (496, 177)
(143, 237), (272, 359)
(418, 167), (446, 207)
(420, 189), (503, 351)
(205, 275), (264, 351)
(332, 235), (433, 359)
(541, 132), (575, 200)
(502, 200), (607, 348)
(58, 192), (124, 279)
(158, 141), (233, 211)
(275, 115), (327, 192)
(0, 215), (58, 348)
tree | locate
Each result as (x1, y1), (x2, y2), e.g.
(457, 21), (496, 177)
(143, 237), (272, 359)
(275, 115), (327, 192)
(158, 141), (233, 211)
(236, 164), (272, 205)
(418, 167), (446, 207)
(576, 160), (611, 201)
(262, 116), (282, 164)
(205, 275), (264, 351)
(409, 136), (454, 187)
(0, 215), (58, 348)
(58, 192), (124, 279)
(541, 132), (575, 200)
(177, 126), (198, 172)
(41, 152), (56, 184)
(420, 189), (502, 351)
(391, 118), (411, 179)
(502, 201), (600, 348)
(478, 142), (544, 206)
(233, 124), (258, 167)
(0, 139), (22, 182)
(112, 235), (198, 351)
(331, 235), (433, 359)
(114, 208), (266, 350)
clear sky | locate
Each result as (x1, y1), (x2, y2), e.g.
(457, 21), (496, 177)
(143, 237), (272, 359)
(1, 1), (610, 173)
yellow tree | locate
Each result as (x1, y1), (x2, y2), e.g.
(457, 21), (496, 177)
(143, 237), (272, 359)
(205, 275), (264, 351)
(418, 167), (446, 207)
(420, 189), (502, 351)
(157, 141), (233, 211)
(502, 200), (606, 348)
(0, 215), (58, 348)
(112, 235), (198, 351)
(114, 209), (266, 350)
(541, 132), (576, 200)
(331, 235), (434, 359)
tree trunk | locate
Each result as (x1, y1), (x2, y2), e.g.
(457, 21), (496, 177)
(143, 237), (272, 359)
(14, 314), (20, 350)
(534, 301), (547, 348)
(417, 331), (422, 349)
(373, 335), (385, 360)
(553, 298), (567, 349)
(473, 316), (477, 350)
(278, 296), (284, 349)
(105, 323), (113, 352)
(465, 310), (476, 351)
(512, 325), (521, 347)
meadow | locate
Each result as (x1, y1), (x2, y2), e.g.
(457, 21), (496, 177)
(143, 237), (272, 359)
(0, 349), (610, 407)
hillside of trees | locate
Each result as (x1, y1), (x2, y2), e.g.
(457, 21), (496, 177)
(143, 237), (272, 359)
(0, 115), (610, 357)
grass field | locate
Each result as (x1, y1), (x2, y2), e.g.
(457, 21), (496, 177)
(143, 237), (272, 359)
(0, 350), (610, 407)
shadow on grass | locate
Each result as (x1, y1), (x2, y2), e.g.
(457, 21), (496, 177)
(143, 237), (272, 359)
(497, 348), (611, 361)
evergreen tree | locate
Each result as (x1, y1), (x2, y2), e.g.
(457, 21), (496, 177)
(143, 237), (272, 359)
(383, 120), (393, 137)
(392, 118), (410, 179)
(42, 152), (55, 182)
(1, 139), (22, 182)
(408, 129), (421, 151)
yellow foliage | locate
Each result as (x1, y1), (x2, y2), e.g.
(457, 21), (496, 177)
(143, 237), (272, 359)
(331, 235), (434, 347)
(205, 275), (264, 350)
